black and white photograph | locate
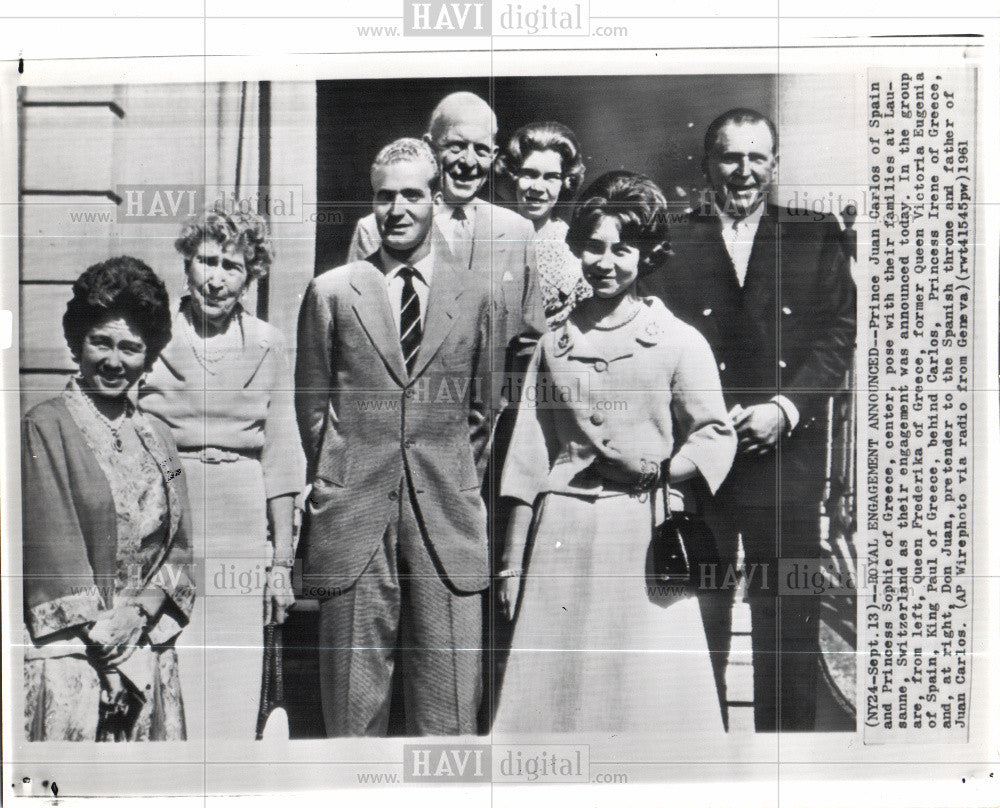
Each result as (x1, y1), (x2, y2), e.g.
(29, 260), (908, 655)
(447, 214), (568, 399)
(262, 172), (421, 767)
(0, 11), (995, 805)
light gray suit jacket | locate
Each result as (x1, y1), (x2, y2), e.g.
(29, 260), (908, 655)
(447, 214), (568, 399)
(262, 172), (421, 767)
(295, 249), (492, 594)
(349, 201), (545, 389)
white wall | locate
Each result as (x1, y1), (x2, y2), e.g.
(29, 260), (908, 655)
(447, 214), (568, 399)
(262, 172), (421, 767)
(19, 81), (318, 410)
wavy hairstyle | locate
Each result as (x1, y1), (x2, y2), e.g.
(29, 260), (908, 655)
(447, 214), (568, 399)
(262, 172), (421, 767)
(496, 120), (586, 201)
(175, 208), (274, 281)
(566, 170), (671, 273)
(63, 256), (172, 369)
(370, 137), (441, 193)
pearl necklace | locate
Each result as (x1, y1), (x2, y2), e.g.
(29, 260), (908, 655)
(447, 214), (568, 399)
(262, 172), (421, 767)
(182, 311), (238, 374)
(78, 384), (130, 452)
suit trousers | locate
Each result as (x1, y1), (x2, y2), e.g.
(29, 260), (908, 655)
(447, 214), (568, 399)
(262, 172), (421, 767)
(709, 438), (825, 732)
(318, 476), (483, 736)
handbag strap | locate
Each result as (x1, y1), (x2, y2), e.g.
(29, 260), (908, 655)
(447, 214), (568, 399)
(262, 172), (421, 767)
(656, 477), (691, 568)
(659, 475), (672, 520)
(649, 476), (672, 531)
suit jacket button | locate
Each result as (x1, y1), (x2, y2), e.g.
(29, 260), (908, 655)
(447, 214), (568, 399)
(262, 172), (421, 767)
(702, 308), (712, 317)
(590, 413), (605, 426)
(782, 306), (792, 315)
(779, 359), (787, 369)
(718, 361), (726, 371)
(388, 490), (398, 501)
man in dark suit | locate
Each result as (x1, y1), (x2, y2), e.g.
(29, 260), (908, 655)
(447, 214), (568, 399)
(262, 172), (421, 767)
(644, 109), (856, 731)
(295, 138), (492, 736)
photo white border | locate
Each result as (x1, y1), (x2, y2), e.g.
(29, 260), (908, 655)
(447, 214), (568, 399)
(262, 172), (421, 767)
(1, 8), (998, 806)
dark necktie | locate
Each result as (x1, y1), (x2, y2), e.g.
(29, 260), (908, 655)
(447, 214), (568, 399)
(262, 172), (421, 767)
(399, 266), (422, 376)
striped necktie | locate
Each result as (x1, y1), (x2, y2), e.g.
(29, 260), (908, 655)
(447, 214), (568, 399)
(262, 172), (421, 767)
(450, 205), (473, 268)
(398, 266), (422, 376)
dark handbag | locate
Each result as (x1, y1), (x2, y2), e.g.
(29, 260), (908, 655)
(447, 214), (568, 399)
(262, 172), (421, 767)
(96, 677), (145, 742)
(254, 623), (285, 740)
(650, 481), (720, 590)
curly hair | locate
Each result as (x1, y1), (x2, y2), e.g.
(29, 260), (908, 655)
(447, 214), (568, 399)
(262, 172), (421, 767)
(63, 256), (173, 369)
(566, 171), (671, 273)
(174, 208), (274, 281)
(496, 120), (586, 201)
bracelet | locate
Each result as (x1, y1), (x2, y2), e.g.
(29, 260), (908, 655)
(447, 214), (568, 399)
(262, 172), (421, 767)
(495, 568), (522, 579)
(632, 458), (661, 494)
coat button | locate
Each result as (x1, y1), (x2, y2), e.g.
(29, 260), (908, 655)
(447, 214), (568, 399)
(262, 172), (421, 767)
(702, 308), (712, 316)
(782, 306), (792, 315)
(718, 361), (726, 371)
(388, 490), (398, 501)
(590, 413), (605, 426)
(779, 360), (787, 369)
(593, 359), (608, 373)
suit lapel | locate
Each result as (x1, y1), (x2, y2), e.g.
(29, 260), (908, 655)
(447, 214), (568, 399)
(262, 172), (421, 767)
(741, 207), (778, 315)
(465, 200), (508, 276)
(408, 252), (467, 379)
(700, 216), (742, 297)
(691, 216), (741, 346)
(349, 260), (408, 386)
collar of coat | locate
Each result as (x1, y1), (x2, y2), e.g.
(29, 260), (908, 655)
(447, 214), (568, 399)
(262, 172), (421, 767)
(552, 296), (671, 360)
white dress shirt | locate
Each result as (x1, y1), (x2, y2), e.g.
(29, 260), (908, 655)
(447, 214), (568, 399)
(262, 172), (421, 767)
(717, 201), (765, 288)
(379, 248), (434, 334)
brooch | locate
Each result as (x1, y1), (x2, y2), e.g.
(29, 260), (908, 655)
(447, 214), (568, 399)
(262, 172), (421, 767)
(635, 321), (663, 347)
(553, 330), (573, 356)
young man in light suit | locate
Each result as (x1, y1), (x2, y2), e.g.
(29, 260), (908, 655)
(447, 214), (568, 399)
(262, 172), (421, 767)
(348, 91), (545, 387)
(295, 139), (492, 736)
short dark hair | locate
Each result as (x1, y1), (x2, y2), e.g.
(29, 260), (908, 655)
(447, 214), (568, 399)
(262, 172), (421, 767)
(496, 120), (586, 199)
(566, 171), (671, 273)
(63, 256), (172, 370)
(175, 209), (273, 281)
(702, 108), (778, 157)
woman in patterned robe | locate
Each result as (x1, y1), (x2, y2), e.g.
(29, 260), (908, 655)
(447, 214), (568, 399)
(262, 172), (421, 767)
(22, 257), (194, 742)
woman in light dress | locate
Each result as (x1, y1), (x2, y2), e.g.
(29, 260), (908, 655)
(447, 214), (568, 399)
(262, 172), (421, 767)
(140, 210), (305, 741)
(493, 171), (736, 735)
